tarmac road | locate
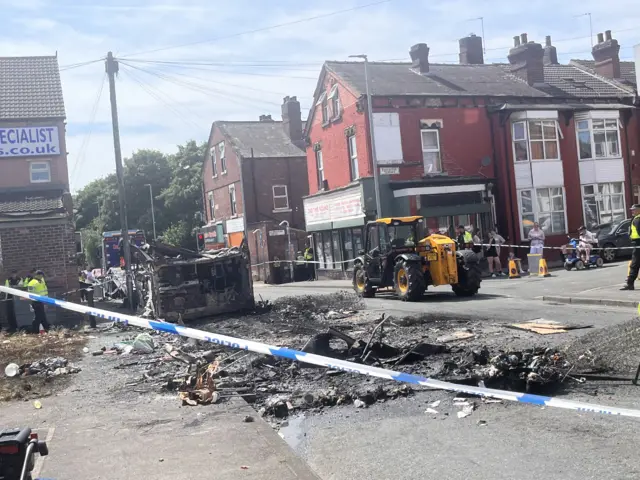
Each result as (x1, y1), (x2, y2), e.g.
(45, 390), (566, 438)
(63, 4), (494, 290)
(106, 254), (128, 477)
(259, 263), (640, 480)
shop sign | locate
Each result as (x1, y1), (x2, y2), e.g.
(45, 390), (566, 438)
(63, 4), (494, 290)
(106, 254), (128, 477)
(269, 229), (286, 236)
(0, 126), (60, 157)
(379, 167), (399, 175)
(226, 217), (244, 234)
(304, 189), (363, 226)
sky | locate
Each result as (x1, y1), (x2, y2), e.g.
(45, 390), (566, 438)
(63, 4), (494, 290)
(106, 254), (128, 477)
(2, 0), (640, 192)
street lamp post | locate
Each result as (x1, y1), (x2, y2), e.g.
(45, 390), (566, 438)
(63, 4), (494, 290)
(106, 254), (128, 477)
(144, 184), (157, 240)
(349, 54), (382, 219)
(279, 220), (294, 282)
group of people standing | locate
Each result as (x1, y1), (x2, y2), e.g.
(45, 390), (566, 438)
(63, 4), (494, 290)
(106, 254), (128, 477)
(2, 269), (50, 334)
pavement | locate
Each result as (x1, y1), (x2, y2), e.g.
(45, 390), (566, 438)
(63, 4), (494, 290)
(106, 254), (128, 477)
(256, 260), (640, 308)
(0, 334), (319, 480)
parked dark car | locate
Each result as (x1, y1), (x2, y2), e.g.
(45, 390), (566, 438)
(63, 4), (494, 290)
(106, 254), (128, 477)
(595, 219), (631, 262)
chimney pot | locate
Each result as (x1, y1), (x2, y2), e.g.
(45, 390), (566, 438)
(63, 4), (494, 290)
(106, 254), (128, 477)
(592, 30), (621, 79)
(597, 32), (604, 43)
(521, 33), (528, 44)
(543, 36), (558, 65)
(605, 30), (612, 41)
(410, 43), (430, 73)
(513, 36), (521, 47)
(545, 36), (551, 47)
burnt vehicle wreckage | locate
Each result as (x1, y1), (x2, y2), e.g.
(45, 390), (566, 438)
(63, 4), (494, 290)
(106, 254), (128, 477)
(125, 241), (254, 322)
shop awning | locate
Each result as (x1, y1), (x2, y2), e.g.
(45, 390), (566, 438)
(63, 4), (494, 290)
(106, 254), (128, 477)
(393, 183), (486, 198)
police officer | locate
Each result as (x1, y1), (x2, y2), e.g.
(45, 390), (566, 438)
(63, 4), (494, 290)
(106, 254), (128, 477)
(304, 244), (315, 281)
(27, 270), (50, 334)
(3, 270), (22, 333)
(22, 269), (36, 288)
(622, 204), (640, 290)
(456, 225), (473, 250)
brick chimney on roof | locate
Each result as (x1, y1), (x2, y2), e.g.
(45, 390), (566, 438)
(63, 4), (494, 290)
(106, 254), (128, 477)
(592, 30), (621, 79)
(508, 33), (545, 85)
(459, 34), (484, 65)
(281, 96), (303, 148)
(410, 43), (430, 74)
(543, 36), (558, 65)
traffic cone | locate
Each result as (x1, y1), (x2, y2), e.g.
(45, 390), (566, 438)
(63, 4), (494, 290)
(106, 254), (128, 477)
(39, 323), (45, 335)
(508, 259), (520, 279)
(538, 258), (550, 277)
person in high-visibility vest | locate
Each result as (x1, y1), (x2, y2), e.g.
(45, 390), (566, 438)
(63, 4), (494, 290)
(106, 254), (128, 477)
(27, 270), (50, 334)
(622, 204), (640, 290)
(3, 270), (22, 333)
(304, 245), (315, 281)
(22, 268), (36, 288)
(456, 225), (473, 250)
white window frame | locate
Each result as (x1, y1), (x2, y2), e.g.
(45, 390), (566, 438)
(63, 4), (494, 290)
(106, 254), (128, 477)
(229, 184), (237, 216)
(208, 191), (215, 222)
(316, 150), (325, 190)
(348, 134), (358, 180)
(420, 128), (442, 174)
(30, 161), (51, 183)
(328, 84), (340, 119)
(219, 142), (227, 174)
(581, 182), (626, 229)
(575, 116), (621, 160)
(518, 187), (567, 238)
(511, 120), (561, 162)
(634, 185), (640, 205)
(210, 146), (218, 178)
(272, 185), (290, 211)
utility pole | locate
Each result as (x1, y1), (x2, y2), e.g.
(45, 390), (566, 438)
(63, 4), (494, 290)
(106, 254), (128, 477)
(105, 52), (134, 312)
(350, 54), (382, 218)
(145, 183), (157, 240)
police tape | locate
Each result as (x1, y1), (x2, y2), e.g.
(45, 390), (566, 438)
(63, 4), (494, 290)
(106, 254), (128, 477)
(3, 284), (640, 419)
(476, 243), (635, 251)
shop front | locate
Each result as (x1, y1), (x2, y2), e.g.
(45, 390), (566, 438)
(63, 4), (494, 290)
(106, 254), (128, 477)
(304, 183), (370, 279)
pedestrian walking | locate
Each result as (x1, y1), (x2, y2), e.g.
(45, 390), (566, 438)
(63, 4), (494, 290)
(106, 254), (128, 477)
(527, 222), (546, 255)
(486, 229), (505, 277)
(3, 270), (22, 333)
(26, 270), (50, 334)
(622, 204), (640, 290)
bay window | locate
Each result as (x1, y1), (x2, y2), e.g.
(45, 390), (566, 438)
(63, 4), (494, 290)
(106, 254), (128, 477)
(512, 120), (560, 162)
(576, 118), (620, 159)
(519, 187), (566, 236)
(582, 182), (625, 228)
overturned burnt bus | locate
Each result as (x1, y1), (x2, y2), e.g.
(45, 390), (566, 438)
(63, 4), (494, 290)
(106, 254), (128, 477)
(132, 242), (254, 322)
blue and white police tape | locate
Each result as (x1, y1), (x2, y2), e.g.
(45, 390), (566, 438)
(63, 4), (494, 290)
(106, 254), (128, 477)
(4, 284), (640, 420)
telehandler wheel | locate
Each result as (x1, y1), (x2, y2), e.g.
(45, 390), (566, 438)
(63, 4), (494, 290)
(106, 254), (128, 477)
(393, 260), (425, 301)
(353, 263), (375, 298)
(452, 259), (482, 297)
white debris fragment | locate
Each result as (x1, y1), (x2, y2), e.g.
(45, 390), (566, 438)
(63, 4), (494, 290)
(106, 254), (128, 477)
(425, 408), (439, 415)
(429, 400), (441, 408)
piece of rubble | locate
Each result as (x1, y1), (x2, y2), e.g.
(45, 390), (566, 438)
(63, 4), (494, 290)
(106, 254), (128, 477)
(4, 363), (19, 378)
(429, 400), (441, 408)
(354, 399), (367, 409)
(437, 330), (475, 343)
(425, 408), (439, 415)
(457, 403), (476, 419)
(243, 416), (255, 423)
(132, 333), (155, 354)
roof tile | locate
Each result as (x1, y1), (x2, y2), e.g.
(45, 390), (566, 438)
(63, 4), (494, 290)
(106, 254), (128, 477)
(0, 56), (66, 119)
(216, 121), (305, 158)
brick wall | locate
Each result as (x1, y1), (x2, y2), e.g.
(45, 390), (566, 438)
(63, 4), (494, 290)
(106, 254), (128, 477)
(0, 220), (77, 294)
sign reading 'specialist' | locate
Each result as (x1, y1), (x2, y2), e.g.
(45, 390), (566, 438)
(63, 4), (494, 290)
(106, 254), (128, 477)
(0, 126), (60, 157)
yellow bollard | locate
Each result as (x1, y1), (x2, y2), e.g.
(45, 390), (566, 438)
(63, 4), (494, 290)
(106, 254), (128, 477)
(508, 259), (521, 279)
(538, 258), (550, 277)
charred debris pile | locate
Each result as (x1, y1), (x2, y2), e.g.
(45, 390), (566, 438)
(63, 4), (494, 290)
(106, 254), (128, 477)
(97, 292), (587, 419)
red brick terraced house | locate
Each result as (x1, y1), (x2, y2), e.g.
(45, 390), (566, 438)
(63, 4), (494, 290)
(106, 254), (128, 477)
(0, 55), (78, 328)
(304, 31), (639, 279)
(201, 96), (309, 283)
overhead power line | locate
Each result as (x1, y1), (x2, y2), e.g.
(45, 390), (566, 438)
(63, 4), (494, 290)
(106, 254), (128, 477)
(60, 58), (105, 71)
(119, 0), (393, 58)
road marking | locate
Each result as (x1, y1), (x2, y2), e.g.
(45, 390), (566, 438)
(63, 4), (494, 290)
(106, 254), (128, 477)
(32, 426), (55, 479)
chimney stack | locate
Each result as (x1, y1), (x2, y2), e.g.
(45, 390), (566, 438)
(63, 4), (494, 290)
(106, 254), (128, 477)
(459, 34), (484, 64)
(507, 33), (545, 85)
(543, 35), (558, 65)
(281, 96), (303, 148)
(410, 43), (430, 74)
(592, 30), (621, 79)
(259, 114), (273, 122)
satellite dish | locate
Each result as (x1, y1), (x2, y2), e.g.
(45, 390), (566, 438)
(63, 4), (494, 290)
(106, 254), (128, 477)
(481, 156), (492, 167)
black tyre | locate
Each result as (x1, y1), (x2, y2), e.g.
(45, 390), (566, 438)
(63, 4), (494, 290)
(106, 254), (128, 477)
(602, 244), (616, 263)
(595, 257), (604, 268)
(575, 260), (586, 270)
(453, 251), (482, 297)
(564, 262), (573, 271)
(353, 263), (375, 298)
(393, 260), (425, 301)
